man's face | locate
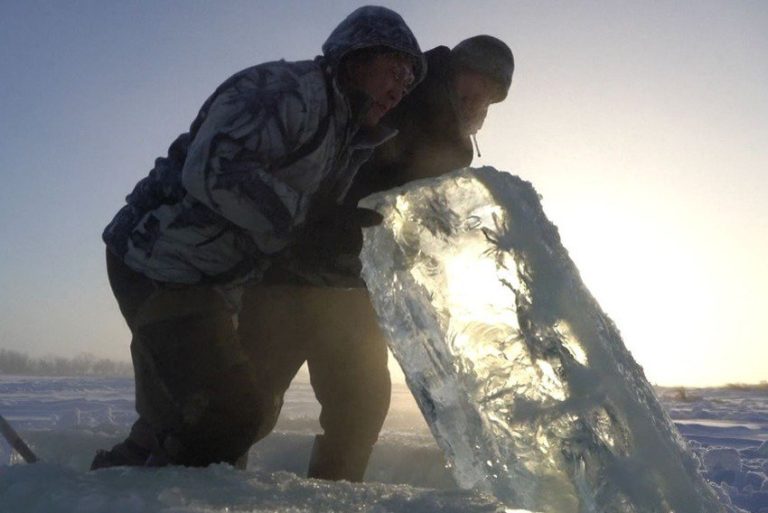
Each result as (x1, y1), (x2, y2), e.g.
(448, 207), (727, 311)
(454, 70), (500, 135)
(347, 53), (415, 127)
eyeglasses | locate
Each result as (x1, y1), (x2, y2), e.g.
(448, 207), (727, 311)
(391, 64), (415, 90)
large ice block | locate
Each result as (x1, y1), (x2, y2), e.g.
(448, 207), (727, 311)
(359, 167), (726, 513)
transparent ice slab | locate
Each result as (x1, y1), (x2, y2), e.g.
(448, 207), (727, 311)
(359, 167), (726, 513)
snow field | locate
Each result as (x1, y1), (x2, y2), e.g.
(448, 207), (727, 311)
(1, 376), (767, 512)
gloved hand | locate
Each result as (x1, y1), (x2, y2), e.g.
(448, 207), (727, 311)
(285, 205), (381, 261)
(306, 205), (383, 258)
(354, 207), (384, 229)
(264, 206), (384, 286)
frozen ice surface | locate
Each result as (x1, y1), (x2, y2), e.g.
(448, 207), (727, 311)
(1, 377), (529, 513)
(359, 167), (728, 513)
(1, 377), (765, 512)
(0, 463), (518, 513)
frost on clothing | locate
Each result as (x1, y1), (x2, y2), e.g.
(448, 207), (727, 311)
(102, 6), (424, 286)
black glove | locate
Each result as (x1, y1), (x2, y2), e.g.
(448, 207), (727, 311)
(307, 206), (382, 257)
(354, 207), (384, 228)
(264, 206), (384, 285)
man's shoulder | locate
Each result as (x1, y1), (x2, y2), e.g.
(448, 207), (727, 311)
(219, 59), (329, 105)
(237, 58), (322, 80)
(387, 46), (453, 128)
(418, 47), (454, 94)
(425, 45), (452, 67)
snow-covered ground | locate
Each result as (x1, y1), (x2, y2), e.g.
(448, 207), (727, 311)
(0, 375), (766, 513)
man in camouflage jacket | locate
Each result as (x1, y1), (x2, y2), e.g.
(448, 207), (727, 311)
(91, 6), (424, 470)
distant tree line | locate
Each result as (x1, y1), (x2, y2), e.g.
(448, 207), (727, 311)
(0, 349), (132, 377)
(724, 381), (768, 391)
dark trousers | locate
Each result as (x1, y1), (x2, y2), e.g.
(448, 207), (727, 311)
(101, 250), (279, 467)
(239, 285), (391, 480)
(97, 251), (390, 479)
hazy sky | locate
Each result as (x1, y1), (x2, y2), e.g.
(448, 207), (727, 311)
(1, 1), (766, 387)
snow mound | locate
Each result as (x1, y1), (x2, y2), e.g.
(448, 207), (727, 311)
(0, 463), (512, 513)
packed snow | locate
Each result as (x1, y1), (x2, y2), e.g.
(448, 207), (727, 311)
(0, 375), (502, 513)
(0, 376), (767, 512)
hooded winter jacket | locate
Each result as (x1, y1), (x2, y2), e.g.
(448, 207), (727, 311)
(262, 46), (473, 287)
(103, 6), (424, 287)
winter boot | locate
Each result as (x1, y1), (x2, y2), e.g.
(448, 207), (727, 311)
(306, 434), (374, 482)
(234, 451), (249, 470)
(90, 439), (151, 470)
(89, 418), (160, 470)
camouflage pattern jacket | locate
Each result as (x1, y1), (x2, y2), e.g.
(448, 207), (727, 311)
(103, 7), (424, 288)
(263, 46), (473, 288)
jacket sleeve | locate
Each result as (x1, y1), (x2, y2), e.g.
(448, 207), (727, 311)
(181, 71), (319, 254)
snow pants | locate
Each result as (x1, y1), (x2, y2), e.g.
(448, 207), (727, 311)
(99, 249), (280, 467)
(96, 250), (390, 478)
(238, 284), (391, 481)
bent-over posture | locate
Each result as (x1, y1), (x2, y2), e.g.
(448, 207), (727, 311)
(90, 6), (424, 470)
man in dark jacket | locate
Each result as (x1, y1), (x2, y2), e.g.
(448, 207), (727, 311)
(90, 6), (424, 471)
(239, 36), (514, 482)
(348, 35), (513, 198)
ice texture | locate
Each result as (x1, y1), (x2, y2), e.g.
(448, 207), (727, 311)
(359, 167), (727, 513)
